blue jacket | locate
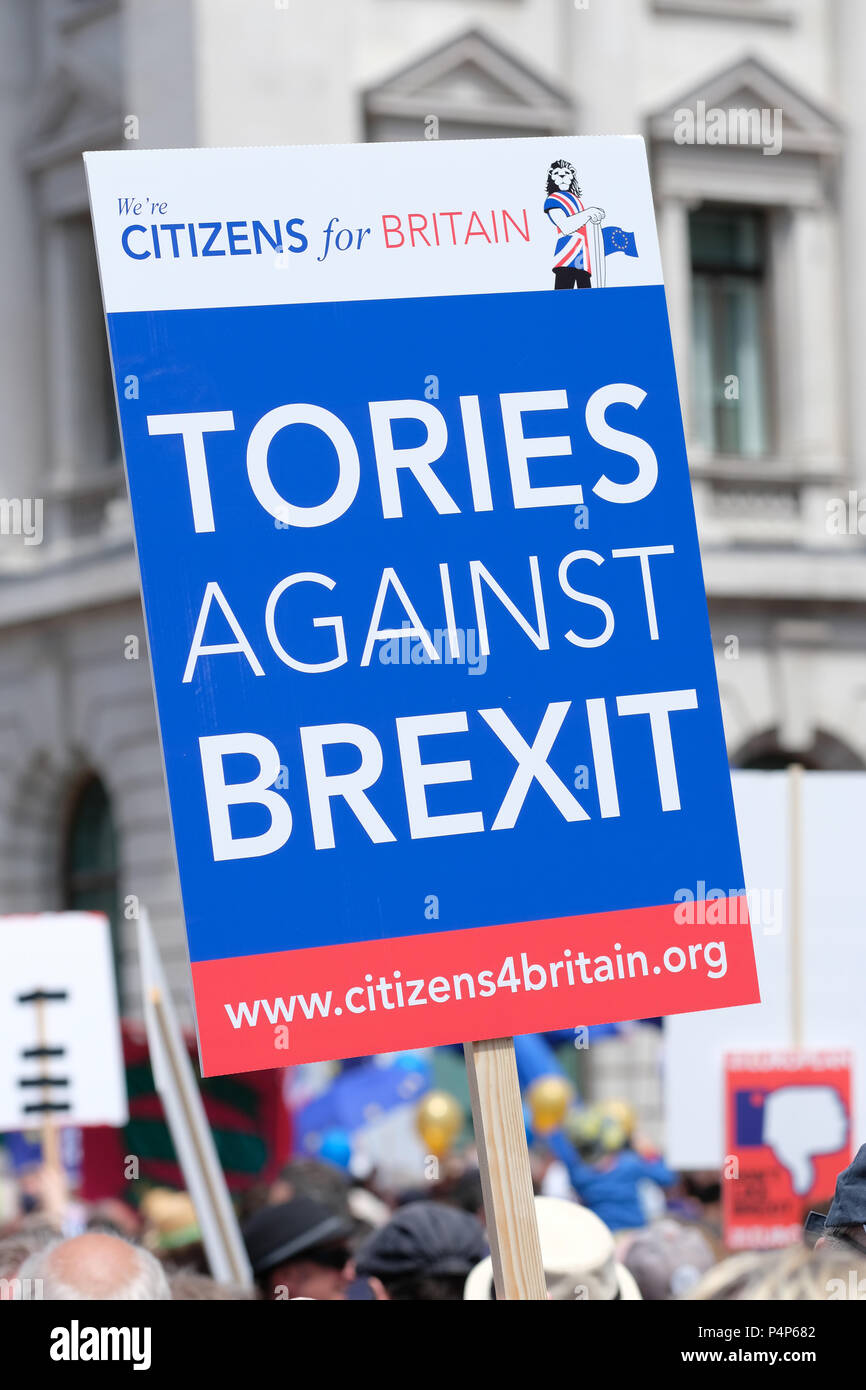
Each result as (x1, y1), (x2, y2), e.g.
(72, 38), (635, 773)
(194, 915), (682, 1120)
(549, 1136), (676, 1231)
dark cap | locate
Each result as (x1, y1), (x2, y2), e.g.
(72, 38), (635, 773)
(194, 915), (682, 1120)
(242, 1197), (353, 1276)
(355, 1201), (487, 1281)
(826, 1144), (866, 1229)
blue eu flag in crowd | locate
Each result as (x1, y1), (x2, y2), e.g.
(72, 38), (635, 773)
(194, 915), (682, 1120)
(603, 226), (638, 257)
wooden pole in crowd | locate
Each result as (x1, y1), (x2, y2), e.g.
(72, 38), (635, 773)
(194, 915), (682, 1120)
(34, 990), (68, 1230)
(464, 1037), (547, 1300)
(788, 763), (804, 1049)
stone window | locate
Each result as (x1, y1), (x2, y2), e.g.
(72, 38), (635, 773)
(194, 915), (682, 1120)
(62, 774), (122, 1000)
(690, 204), (770, 458)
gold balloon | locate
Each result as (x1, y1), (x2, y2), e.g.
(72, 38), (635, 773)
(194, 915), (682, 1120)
(416, 1090), (463, 1157)
(528, 1075), (574, 1135)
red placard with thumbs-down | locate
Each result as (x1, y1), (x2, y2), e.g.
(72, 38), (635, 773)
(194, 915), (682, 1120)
(723, 1050), (852, 1250)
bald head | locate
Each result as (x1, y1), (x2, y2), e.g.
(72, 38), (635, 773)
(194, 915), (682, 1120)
(17, 1233), (171, 1301)
(50, 1234), (143, 1298)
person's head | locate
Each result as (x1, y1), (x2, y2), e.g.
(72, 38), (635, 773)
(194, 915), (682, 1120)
(139, 1188), (206, 1271)
(621, 1220), (715, 1300)
(85, 1199), (141, 1240)
(684, 1250), (762, 1300)
(166, 1268), (257, 1300)
(16, 1232), (171, 1300)
(268, 1158), (351, 1219)
(815, 1143), (866, 1258)
(242, 1197), (354, 1300)
(447, 1168), (485, 1220)
(464, 1197), (641, 1301)
(681, 1171), (721, 1207)
(689, 1243), (866, 1300)
(817, 1223), (866, 1257)
(355, 1200), (488, 1301)
(0, 1229), (53, 1293)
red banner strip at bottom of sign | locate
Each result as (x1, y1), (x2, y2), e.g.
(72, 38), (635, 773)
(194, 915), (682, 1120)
(192, 898), (760, 1075)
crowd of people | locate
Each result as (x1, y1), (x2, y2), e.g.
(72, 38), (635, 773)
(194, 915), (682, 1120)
(2, 1108), (866, 1301)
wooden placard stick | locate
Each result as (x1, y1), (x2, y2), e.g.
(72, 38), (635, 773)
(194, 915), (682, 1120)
(464, 1037), (546, 1300)
(33, 990), (68, 1230)
(788, 762), (804, 1049)
(149, 983), (251, 1286)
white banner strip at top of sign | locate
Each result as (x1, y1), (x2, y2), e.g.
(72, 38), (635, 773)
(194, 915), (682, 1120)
(84, 136), (663, 314)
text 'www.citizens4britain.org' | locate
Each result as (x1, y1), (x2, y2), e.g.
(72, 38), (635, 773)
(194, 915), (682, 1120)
(222, 939), (728, 1030)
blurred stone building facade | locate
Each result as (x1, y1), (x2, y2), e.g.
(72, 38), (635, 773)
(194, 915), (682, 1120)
(1, 0), (864, 1128)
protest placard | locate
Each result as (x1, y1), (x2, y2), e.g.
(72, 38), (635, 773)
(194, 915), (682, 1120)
(85, 136), (756, 1078)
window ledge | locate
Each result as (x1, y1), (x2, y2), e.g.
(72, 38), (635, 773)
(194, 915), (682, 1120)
(0, 532), (138, 627)
(688, 451), (846, 483)
(58, 1), (119, 34)
(46, 465), (124, 501)
(652, 0), (795, 24)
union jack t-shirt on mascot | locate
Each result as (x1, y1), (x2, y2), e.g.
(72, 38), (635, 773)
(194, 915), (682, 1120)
(543, 157), (606, 289)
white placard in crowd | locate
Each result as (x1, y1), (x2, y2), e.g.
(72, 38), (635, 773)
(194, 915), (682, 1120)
(665, 771), (864, 1169)
(0, 912), (127, 1132)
